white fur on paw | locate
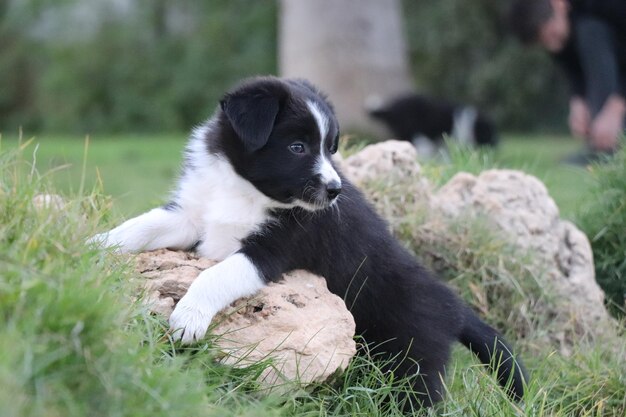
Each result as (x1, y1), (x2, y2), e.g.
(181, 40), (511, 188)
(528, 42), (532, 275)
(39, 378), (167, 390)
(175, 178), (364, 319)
(87, 232), (107, 246)
(167, 254), (264, 343)
(169, 294), (215, 344)
(86, 232), (110, 248)
(86, 232), (123, 252)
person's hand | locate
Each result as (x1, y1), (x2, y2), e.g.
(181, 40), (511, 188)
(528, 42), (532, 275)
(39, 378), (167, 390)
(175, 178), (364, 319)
(590, 95), (626, 151)
(568, 97), (591, 138)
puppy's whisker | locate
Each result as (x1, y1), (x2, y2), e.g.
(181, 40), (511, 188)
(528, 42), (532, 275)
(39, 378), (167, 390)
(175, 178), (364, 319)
(290, 209), (307, 232)
(339, 193), (355, 205)
(331, 199), (341, 222)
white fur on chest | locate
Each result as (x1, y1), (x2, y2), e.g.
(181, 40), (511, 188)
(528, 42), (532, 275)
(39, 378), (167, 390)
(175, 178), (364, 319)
(174, 126), (276, 260)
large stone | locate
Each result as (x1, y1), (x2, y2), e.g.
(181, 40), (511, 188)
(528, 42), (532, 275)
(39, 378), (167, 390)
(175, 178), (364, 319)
(432, 169), (608, 329)
(340, 140), (432, 228)
(341, 140), (423, 186)
(135, 249), (356, 388)
(434, 170), (561, 255)
(343, 141), (617, 352)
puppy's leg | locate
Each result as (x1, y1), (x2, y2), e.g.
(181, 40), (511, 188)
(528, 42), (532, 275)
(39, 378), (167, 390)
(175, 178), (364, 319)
(169, 253), (265, 343)
(411, 134), (437, 159)
(89, 206), (198, 253)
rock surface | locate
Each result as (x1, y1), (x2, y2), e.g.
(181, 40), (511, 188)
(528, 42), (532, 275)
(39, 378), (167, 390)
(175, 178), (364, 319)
(340, 140), (432, 227)
(341, 140), (423, 186)
(432, 170), (607, 330)
(135, 249), (356, 388)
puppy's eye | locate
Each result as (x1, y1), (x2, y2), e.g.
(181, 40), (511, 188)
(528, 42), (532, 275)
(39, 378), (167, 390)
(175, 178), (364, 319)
(289, 143), (306, 154)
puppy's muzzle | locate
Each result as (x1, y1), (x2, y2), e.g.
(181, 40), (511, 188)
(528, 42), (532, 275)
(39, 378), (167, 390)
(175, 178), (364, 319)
(325, 180), (342, 200)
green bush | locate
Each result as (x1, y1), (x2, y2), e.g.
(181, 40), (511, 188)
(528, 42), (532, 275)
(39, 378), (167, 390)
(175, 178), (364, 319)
(1, 0), (277, 134)
(0, 3), (45, 131)
(403, 0), (570, 131)
(3, 0), (573, 133)
(578, 149), (626, 317)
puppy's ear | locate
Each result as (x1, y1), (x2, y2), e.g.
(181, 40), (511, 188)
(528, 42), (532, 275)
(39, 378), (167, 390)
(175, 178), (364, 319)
(220, 81), (285, 152)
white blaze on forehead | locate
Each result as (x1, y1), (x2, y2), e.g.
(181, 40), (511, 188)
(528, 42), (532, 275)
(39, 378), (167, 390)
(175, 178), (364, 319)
(306, 100), (329, 140)
(306, 100), (341, 186)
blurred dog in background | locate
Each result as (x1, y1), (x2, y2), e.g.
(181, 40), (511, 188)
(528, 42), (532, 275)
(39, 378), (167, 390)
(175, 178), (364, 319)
(368, 93), (498, 158)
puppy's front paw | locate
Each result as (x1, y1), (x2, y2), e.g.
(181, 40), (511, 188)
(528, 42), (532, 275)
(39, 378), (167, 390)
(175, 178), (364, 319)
(87, 232), (106, 246)
(87, 232), (121, 251)
(169, 293), (215, 344)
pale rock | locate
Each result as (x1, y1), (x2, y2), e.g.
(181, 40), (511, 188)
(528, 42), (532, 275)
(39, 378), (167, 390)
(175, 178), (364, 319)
(341, 140), (422, 185)
(555, 221), (603, 313)
(431, 169), (613, 341)
(340, 140), (431, 226)
(211, 270), (356, 389)
(128, 140), (614, 374)
(134, 249), (356, 388)
(434, 170), (561, 255)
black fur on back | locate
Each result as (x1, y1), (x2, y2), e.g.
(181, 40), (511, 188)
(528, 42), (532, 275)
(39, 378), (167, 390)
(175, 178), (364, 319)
(369, 93), (498, 147)
(370, 94), (455, 142)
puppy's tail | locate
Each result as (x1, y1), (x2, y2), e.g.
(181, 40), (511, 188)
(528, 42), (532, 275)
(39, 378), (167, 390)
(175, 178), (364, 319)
(459, 309), (528, 401)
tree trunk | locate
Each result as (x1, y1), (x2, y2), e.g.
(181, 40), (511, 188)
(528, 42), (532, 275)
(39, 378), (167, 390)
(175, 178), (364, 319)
(279, 0), (413, 135)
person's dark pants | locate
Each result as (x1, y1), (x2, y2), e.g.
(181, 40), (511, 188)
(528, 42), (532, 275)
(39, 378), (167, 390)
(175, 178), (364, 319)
(576, 17), (625, 151)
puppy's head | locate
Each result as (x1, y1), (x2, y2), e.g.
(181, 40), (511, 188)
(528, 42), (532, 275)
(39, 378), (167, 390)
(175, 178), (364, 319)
(217, 77), (342, 211)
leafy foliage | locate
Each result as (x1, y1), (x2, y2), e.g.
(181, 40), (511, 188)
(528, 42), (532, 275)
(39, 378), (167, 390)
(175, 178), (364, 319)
(1, 0), (277, 133)
(2, 0), (572, 133)
(403, 0), (570, 131)
(578, 148), (626, 317)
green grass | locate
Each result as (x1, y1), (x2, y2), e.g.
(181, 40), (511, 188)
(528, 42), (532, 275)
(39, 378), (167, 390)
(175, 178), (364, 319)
(1, 134), (625, 416)
(2, 132), (591, 219)
(577, 148), (626, 316)
(1, 133), (187, 217)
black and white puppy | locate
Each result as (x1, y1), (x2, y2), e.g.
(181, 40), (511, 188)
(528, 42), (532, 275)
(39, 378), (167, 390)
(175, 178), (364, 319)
(368, 94), (498, 158)
(92, 76), (526, 406)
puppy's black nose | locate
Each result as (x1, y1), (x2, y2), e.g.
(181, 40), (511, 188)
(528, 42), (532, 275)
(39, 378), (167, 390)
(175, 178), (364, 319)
(326, 181), (342, 200)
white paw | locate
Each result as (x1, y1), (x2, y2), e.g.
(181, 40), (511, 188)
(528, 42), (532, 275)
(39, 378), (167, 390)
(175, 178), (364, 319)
(87, 232), (108, 246)
(86, 232), (123, 253)
(167, 253), (265, 344)
(88, 229), (136, 253)
(169, 292), (216, 344)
